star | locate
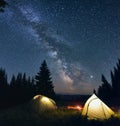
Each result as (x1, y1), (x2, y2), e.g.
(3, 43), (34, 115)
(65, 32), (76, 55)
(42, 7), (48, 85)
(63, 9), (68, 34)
(0, 0), (120, 94)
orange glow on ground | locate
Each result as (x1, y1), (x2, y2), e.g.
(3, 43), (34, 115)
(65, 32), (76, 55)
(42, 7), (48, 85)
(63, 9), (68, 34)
(67, 105), (82, 110)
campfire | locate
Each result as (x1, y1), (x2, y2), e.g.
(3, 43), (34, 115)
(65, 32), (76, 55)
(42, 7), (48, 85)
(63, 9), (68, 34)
(67, 105), (82, 110)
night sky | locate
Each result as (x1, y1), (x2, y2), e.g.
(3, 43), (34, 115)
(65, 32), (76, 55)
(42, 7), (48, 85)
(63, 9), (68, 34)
(0, 0), (120, 94)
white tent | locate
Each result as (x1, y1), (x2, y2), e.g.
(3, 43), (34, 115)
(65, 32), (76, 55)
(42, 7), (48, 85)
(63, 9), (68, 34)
(82, 94), (114, 120)
(30, 95), (57, 113)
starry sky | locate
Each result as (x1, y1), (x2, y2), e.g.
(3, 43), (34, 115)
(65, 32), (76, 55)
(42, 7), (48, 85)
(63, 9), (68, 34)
(0, 0), (120, 94)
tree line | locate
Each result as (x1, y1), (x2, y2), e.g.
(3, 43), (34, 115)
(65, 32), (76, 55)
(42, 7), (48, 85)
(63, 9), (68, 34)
(97, 59), (120, 106)
(1, 0), (120, 107)
(0, 60), (56, 108)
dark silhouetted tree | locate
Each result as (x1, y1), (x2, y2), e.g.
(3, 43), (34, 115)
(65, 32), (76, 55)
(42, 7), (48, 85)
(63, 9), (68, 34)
(98, 74), (112, 104)
(98, 59), (120, 106)
(0, 68), (9, 108)
(16, 73), (22, 87)
(0, 68), (35, 108)
(35, 60), (56, 99)
(0, 68), (8, 88)
(22, 73), (27, 86)
(93, 89), (96, 95)
(10, 75), (16, 87)
(111, 59), (120, 97)
(9, 73), (35, 105)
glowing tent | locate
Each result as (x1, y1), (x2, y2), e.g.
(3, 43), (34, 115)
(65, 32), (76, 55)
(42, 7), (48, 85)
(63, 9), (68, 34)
(30, 95), (57, 113)
(82, 94), (114, 120)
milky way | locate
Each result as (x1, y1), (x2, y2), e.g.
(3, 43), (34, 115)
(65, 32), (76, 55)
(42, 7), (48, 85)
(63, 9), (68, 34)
(0, 0), (120, 94)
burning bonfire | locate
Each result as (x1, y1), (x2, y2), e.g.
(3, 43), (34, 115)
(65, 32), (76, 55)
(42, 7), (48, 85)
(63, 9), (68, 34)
(67, 105), (82, 111)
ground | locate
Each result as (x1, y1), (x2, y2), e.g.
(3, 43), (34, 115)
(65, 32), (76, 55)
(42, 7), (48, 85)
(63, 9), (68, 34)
(0, 103), (120, 126)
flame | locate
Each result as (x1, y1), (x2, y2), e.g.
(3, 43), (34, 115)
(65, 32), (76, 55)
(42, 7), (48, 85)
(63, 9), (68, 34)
(67, 105), (82, 110)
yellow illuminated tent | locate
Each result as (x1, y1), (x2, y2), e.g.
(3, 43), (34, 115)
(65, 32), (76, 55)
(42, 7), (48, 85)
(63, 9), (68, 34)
(30, 95), (57, 113)
(82, 94), (114, 120)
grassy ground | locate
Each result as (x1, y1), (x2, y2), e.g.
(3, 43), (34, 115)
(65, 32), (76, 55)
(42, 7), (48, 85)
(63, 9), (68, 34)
(0, 104), (120, 126)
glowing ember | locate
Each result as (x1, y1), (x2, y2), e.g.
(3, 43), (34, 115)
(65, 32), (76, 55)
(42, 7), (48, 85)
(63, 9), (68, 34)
(67, 105), (82, 110)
